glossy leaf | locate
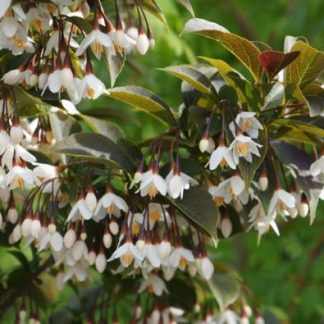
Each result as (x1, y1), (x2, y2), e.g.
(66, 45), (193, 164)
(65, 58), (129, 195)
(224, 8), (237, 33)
(108, 86), (177, 126)
(259, 50), (300, 79)
(271, 140), (313, 171)
(262, 82), (285, 110)
(54, 133), (136, 172)
(208, 273), (240, 312)
(285, 41), (324, 88)
(160, 65), (215, 95)
(182, 18), (263, 81)
(168, 187), (219, 244)
(105, 52), (125, 87)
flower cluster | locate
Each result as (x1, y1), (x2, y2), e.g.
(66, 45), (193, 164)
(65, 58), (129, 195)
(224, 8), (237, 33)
(1, 0), (155, 103)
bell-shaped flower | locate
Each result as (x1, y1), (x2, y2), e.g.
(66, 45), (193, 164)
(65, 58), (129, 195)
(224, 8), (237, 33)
(207, 143), (237, 170)
(0, 11), (19, 38)
(79, 73), (107, 100)
(108, 240), (143, 268)
(38, 229), (63, 252)
(138, 274), (168, 296)
(196, 256), (214, 280)
(169, 246), (195, 270)
(268, 188), (296, 217)
(76, 27), (112, 59)
(137, 162), (167, 199)
(63, 260), (89, 282)
(229, 134), (262, 164)
(94, 187), (128, 221)
(6, 163), (35, 189)
(140, 241), (161, 268)
(230, 112), (263, 138)
(166, 164), (198, 199)
(66, 196), (93, 222)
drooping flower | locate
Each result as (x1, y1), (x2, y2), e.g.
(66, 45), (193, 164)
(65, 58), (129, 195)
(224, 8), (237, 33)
(207, 143), (237, 170)
(229, 112), (263, 138)
(169, 246), (195, 270)
(66, 195), (93, 222)
(268, 188), (296, 217)
(229, 134), (262, 164)
(138, 274), (168, 296)
(137, 162), (167, 199)
(108, 240), (143, 267)
(0, 0), (12, 18)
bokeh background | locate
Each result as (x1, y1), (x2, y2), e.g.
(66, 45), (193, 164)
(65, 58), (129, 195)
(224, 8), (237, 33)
(1, 0), (323, 322)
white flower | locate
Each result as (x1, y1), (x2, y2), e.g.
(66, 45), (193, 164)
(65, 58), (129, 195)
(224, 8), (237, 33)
(137, 165), (167, 199)
(268, 189), (296, 217)
(248, 202), (279, 243)
(141, 242), (161, 268)
(67, 197), (93, 222)
(217, 309), (239, 324)
(169, 246), (195, 270)
(0, 12), (19, 38)
(166, 169), (198, 199)
(0, 0), (11, 18)
(2, 143), (36, 169)
(207, 143), (237, 170)
(229, 112), (263, 138)
(111, 29), (136, 55)
(136, 32), (149, 55)
(309, 155), (324, 177)
(138, 274), (168, 296)
(199, 136), (215, 153)
(196, 256), (214, 280)
(76, 28), (112, 59)
(2, 68), (25, 85)
(47, 67), (74, 94)
(63, 260), (89, 282)
(38, 230), (63, 252)
(108, 241), (143, 267)
(79, 73), (107, 99)
(33, 163), (58, 192)
(229, 134), (262, 164)
(94, 188), (128, 221)
(6, 164), (35, 189)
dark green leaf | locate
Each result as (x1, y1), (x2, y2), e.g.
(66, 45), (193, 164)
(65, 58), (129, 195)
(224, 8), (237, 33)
(168, 187), (219, 244)
(54, 133), (136, 172)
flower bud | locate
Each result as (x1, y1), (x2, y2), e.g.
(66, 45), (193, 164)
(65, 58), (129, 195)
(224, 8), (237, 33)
(48, 223), (56, 234)
(95, 253), (107, 273)
(199, 137), (209, 153)
(31, 218), (41, 237)
(299, 194), (309, 217)
(240, 315), (249, 324)
(72, 240), (87, 261)
(136, 32), (149, 55)
(85, 189), (97, 212)
(7, 207), (18, 224)
(0, 187), (10, 202)
(220, 217), (232, 238)
(127, 26), (138, 40)
(103, 232), (112, 249)
(64, 229), (76, 249)
(38, 72), (48, 89)
(22, 217), (32, 237)
(136, 239), (145, 251)
(158, 240), (171, 260)
(11, 224), (22, 243)
(259, 174), (268, 191)
(188, 264), (197, 277)
(80, 231), (87, 241)
(255, 316), (265, 324)
(109, 220), (119, 235)
(87, 250), (96, 265)
(10, 125), (24, 145)
(288, 206), (298, 219)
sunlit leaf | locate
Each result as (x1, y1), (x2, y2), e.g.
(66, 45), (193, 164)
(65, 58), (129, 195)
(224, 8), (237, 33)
(182, 18), (263, 81)
(108, 86), (177, 126)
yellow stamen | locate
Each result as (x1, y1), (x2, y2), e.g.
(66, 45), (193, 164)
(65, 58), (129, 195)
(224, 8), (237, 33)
(179, 257), (188, 270)
(33, 19), (43, 33)
(214, 196), (224, 207)
(131, 223), (140, 236)
(149, 210), (160, 222)
(219, 158), (228, 168)
(148, 184), (158, 199)
(16, 177), (25, 188)
(106, 204), (116, 215)
(147, 284), (154, 294)
(235, 142), (249, 156)
(86, 86), (96, 98)
(121, 251), (133, 267)
(91, 41), (104, 55)
(241, 120), (252, 132)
